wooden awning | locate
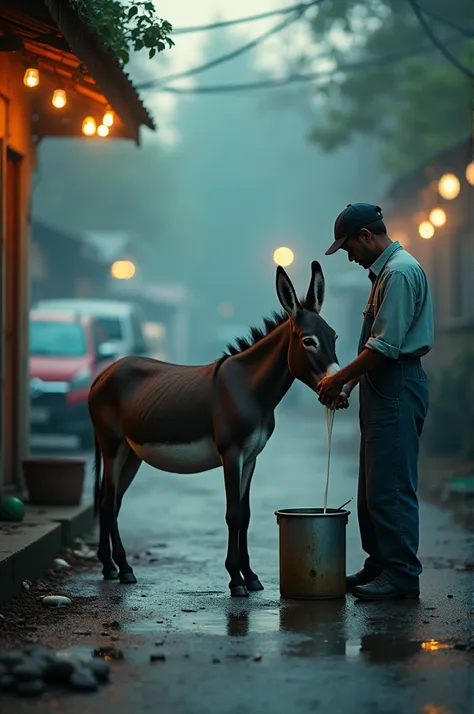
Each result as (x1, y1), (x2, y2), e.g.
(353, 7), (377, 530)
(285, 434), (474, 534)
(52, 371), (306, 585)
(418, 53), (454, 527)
(0, 0), (156, 143)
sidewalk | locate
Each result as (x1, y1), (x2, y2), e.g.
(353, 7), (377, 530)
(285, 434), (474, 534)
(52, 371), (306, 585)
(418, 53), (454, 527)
(0, 502), (94, 607)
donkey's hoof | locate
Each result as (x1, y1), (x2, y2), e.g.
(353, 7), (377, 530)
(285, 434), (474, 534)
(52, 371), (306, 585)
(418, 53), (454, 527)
(103, 569), (119, 580)
(246, 578), (264, 592)
(230, 585), (249, 597)
(120, 572), (137, 584)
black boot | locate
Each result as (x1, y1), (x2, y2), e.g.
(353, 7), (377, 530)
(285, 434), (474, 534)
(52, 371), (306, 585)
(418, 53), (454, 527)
(346, 568), (382, 592)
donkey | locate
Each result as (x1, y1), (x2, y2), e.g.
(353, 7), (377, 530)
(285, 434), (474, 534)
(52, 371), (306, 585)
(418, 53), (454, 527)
(88, 261), (339, 597)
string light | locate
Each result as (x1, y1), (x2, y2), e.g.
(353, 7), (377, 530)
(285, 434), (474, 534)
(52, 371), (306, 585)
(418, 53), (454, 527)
(438, 173), (460, 200)
(52, 88), (67, 109)
(429, 208), (446, 227)
(466, 162), (474, 186)
(419, 221), (435, 239)
(24, 68), (39, 87)
(97, 124), (109, 137)
(82, 116), (96, 136)
(102, 108), (115, 127)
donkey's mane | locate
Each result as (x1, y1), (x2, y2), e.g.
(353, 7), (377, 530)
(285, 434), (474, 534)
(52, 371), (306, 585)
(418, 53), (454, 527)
(223, 295), (313, 357)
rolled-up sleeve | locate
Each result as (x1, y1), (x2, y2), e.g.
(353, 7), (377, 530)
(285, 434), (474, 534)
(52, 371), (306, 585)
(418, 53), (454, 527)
(366, 271), (416, 360)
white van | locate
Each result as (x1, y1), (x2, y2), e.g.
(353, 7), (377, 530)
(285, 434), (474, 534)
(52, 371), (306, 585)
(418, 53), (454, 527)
(32, 299), (149, 359)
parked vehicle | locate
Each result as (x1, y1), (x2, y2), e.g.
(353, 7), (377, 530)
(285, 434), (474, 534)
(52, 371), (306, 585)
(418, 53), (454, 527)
(29, 309), (118, 448)
(32, 299), (150, 359)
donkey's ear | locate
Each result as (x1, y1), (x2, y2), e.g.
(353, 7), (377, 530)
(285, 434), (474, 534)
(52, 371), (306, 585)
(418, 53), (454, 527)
(276, 266), (301, 319)
(305, 260), (325, 313)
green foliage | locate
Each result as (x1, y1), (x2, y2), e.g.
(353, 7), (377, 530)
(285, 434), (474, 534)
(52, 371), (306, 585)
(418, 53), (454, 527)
(74, 0), (174, 66)
(305, 0), (472, 175)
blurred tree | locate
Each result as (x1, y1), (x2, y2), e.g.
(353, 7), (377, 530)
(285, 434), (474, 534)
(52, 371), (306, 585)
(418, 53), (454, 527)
(304, 0), (472, 174)
(74, 0), (174, 66)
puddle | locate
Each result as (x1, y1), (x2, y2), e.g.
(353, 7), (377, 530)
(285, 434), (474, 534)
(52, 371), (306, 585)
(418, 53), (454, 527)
(124, 609), (279, 637)
(285, 636), (455, 662)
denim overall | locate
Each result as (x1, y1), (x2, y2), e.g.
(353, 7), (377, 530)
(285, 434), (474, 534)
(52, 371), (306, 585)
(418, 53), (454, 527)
(357, 274), (430, 589)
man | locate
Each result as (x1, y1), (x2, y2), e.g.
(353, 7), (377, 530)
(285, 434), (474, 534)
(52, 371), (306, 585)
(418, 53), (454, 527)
(317, 203), (434, 601)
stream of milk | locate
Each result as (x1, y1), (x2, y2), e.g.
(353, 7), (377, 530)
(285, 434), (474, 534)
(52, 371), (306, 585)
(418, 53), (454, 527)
(323, 407), (336, 513)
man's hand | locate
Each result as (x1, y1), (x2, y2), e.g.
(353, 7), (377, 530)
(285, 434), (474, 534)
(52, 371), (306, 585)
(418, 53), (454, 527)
(335, 391), (349, 410)
(316, 373), (345, 406)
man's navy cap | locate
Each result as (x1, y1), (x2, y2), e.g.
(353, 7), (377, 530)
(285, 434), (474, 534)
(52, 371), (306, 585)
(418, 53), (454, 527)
(325, 203), (384, 255)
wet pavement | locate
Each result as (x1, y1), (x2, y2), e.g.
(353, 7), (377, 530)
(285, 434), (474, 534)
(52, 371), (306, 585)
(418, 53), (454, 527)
(6, 409), (474, 713)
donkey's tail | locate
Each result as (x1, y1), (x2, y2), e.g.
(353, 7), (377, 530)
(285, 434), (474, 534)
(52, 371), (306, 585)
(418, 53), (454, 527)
(93, 436), (102, 519)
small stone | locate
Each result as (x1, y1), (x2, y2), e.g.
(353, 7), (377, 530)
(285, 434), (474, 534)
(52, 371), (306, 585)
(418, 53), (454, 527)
(454, 642), (467, 650)
(101, 632), (110, 637)
(423, 620), (430, 624)
(0, 614), (5, 626)
(42, 595), (72, 608)
(73, 630), (92, 636)
(155, 641), (164, 647)
(0, 674), (15, 691)
(102, 620), (120, 630)
(12, 663), (44, 682)
(25, 636), (40, 644)
(0, 650), (26, 668)
(89, 659), (110, 683)
(16, 679), (45, 697)
(70, 669), (99, 692)
(150, 653), (166, 662)
(22, 580), (32, 590)
(93, 646), (123, 661)
(111, 636), (120, 642)
(447, 594), (454, 599)
(43, 658), (76, 684)
(253, 653), (262, 662)
(181, 609), (197, 613)
(212, 657), (220, 664)
(53, 558), (70, 570)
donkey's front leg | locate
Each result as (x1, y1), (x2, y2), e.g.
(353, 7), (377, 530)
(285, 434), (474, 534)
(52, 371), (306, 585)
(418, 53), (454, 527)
(239, 459), (264, 592)
(221, 449), (248, 597)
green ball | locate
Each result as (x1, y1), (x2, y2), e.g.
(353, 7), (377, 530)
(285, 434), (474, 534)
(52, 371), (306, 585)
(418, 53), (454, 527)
(0, 497), (25, 522)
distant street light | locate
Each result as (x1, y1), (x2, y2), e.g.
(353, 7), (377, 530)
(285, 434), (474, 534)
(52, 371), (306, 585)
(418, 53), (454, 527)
(429, 208), (446, 227)
(111, 260), (136, 279)
(419, 221), (435, 240)
(438, 173), (460, 200)
(273, 246), (294, 267)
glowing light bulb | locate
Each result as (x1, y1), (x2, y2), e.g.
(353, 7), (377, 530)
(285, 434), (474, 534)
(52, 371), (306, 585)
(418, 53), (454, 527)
(52, 88), (67, 109)
(103, 109), (115, 127)
(466, 162), (474, 186)
(24, 68), (39, 88)
(273, 246), (294, 267)
(438, 173), (460, 200)
(429, 208), (446, 227)
(97, 124), (109, 137)
(82, 116), (96, 136)
(419, 221), (435, 240)
(111, 260), (136, 280)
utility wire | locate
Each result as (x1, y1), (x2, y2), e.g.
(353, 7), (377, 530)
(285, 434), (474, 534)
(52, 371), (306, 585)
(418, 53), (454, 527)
(136, 4), (321, 90)
(140, 37), (461, 94)
(170, 1), (322, 35)
(408, 0), (474, 79)
(415, 3), (474, 37)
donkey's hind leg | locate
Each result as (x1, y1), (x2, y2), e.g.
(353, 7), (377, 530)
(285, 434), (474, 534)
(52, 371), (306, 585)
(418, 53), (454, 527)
(110, 444), (142, 584)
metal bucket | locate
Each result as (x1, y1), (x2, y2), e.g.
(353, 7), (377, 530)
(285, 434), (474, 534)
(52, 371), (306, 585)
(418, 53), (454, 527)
(274, 508), (351, 600)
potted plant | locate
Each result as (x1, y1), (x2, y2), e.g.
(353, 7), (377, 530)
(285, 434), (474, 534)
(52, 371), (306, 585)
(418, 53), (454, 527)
(21, 458), (86, 506)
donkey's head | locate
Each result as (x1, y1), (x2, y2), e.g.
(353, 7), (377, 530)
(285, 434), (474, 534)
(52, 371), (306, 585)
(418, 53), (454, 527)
(276, 261), (339, 391)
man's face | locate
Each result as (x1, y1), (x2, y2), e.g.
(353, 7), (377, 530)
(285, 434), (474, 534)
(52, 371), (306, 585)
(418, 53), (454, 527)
(342, 230), (376, 269)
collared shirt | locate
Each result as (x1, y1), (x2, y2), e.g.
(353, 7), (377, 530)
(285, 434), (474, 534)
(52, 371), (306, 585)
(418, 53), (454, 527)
(363, 241), (434, 360)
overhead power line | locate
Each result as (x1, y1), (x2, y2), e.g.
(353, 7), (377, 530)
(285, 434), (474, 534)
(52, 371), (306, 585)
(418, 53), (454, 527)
(140, 37), (462, 95)
(414, 2), (474, 38)
(136, 2), (322, 90)
(170, 1), (323, 35)
(408, 0), (474, 79)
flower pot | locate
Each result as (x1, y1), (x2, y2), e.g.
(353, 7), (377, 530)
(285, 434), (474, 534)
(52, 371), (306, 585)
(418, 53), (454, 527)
(21, 458), (86, 506)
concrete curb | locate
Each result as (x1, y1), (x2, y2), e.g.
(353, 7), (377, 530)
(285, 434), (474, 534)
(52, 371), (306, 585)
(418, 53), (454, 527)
(0, 501), (95, 608)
